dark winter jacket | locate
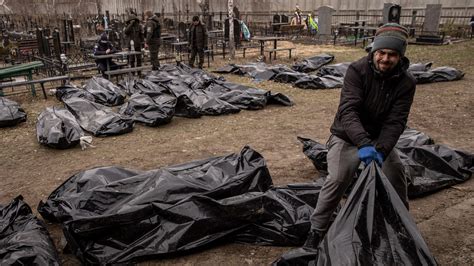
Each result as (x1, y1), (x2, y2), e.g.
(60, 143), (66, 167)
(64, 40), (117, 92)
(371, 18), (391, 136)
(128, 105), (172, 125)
(188, 22), (208, 50)
(124, 16), (144, 49)
(93, 32), (118, 71)
(93, 33), (117, 55)
(145, 15), (161, 45)
(330, 54), (416, 157)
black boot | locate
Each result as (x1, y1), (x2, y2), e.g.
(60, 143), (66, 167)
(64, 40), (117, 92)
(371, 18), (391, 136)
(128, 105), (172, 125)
(303, 229), (324, 249)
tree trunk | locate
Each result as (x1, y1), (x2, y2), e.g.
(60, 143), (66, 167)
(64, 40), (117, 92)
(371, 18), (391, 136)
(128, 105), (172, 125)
(228, 0), (235, 59)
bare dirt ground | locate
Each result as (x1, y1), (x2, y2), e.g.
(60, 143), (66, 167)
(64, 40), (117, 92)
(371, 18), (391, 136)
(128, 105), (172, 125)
(1, 40), (473, 265)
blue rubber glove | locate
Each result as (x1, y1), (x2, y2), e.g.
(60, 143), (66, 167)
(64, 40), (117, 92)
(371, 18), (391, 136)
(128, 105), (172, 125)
(358, 145), (378, 166)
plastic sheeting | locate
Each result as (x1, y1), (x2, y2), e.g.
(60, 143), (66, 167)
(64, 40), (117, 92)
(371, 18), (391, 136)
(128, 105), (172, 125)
(214, 62), (295, 81)
(36, 106), (84, 149)
(409, 66), (465, 84)
(0, 196), (60, 265)
(57, 85), (134, 136)
(144, 63), (292, 116)
(214, 58), (344, 89)
(298, 128), (473, 197)
(0, 97), (27, 127)
(317, 62), (351, 77)
(274, 164), (438, 266)
(83, 76), (127, 106)
(291, 53), (335, 73)
(407, 62), (464, 84)
(119, 93), (176, 126)
(396, 129), (473, 196)
(293, 75), (344, 89)
(38, 147), (321, 264)
(408, 62), (433, 72)
(317, 163), (437, 265)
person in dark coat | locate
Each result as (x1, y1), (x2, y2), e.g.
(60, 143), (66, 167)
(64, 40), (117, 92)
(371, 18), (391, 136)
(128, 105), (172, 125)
(188, 16), (208, 69)
(303, 23), (417, 249)
(93, 26), (118, 77)
(144, 10), (161, 70)
(123, 13), (143, 70)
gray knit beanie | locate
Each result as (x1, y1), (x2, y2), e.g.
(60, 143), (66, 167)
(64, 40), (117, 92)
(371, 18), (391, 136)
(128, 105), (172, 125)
(372, 23), (409, 56)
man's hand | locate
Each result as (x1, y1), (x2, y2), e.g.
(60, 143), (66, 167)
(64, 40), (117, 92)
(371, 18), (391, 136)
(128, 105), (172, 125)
(106, 48), (111, 54)
(358, 145), (382, 166)
(144, 43), (149, 49)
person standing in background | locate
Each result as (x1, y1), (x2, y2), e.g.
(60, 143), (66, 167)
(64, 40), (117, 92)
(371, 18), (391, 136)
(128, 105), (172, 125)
(144, 11), (161, 70)
(188, 16), (208, 69)
(123, 12), (143, 72)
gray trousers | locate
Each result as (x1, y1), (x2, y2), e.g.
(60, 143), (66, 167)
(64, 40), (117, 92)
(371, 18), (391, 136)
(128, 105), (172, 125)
(310, 135), (408, 232)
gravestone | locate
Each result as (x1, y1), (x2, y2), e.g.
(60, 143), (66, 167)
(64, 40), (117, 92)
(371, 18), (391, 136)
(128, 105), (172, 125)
(318, 5), (335, 37)
(383, 3), (401, 24)
(423, 4), (442, 34)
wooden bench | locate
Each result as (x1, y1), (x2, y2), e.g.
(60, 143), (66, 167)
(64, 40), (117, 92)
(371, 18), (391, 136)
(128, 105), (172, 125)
(0, 75), (69, 99)
(266, 47), (296, 62)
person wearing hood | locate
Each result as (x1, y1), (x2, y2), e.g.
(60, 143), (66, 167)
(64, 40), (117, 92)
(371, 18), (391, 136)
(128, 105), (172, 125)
(144, 11), (161, 70)
(124, 13), (144, 72)
(303, 23), (416, 249)
(93, 24), (118, 77)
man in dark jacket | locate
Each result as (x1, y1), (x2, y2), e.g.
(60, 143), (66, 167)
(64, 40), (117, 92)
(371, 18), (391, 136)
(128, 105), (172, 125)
(144, 11), (161, 70)
(123, 13), (143, 70)
(188, 16), (208, 69)
(304, 23), (417, 249)
(93, 26), (118, 78)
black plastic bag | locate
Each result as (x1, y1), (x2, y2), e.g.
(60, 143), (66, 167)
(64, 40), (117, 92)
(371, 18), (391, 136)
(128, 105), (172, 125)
(297, 136), (328, 176)
(209, 81), (294, 109)
(273, 247), (318, 266)
(55, 84), (95, 102)
(292, 54), (335, 73)
(409, 66), (464, 84)
(165, 80), (241, 116)
(317, 163), (437, 265)
(123, 79), (170, 97)
(214, 64), (240, 74)
(232, 183), (322, 246)
(119, 93), (176, 126)
(294, 75), (344, 89)
(207, 82), (268, 110)
(397, 144), (473, 196)
(213, 63), (296, 82)
(36, 106), (85, 149)
(62, 95), (134, 136)
(83, 76), (126, 106)
(141, 63), (293, 116)
(396, 127), (434, 147)
(317, 62), (351, 77)
(273, 72), (308, 84)
(0, 196), (60, 265)
(0, 97), (27, 127)
(38, 147), (322, 264)
(408, 62), (433, 72)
